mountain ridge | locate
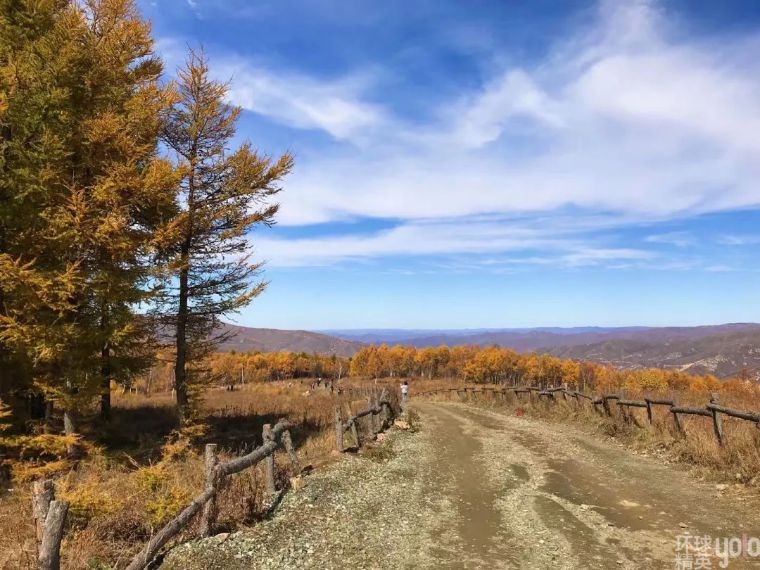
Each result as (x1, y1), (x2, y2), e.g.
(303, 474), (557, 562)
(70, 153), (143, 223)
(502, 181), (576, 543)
(217, 323), (760, 378)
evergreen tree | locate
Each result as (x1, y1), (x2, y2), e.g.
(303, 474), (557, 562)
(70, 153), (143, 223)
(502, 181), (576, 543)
(0, 0), (82, 407)
(160, 51), (292, 424)
(0, 0), (176, 439)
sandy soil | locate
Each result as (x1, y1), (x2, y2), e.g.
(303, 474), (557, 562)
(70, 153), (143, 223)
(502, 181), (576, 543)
(162, 401), (760, 569)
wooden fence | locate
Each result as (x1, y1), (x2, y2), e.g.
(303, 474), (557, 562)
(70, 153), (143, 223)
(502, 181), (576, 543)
(417, 385), (760, 447)
(334, 388), (397, 451)
(29, 388), (399, 570)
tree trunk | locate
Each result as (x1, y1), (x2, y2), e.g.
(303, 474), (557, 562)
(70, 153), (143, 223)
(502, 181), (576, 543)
(44, 400), (54, 434)
(38, 500), (68, 570)
(63, 405), (77, 459)
(99, 344), (111, 421)
(175, 251), (190, 426)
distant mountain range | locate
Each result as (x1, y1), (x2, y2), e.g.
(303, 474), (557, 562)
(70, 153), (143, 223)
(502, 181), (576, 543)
(218, 323), (760, 378)
(216, 324), (363, 357)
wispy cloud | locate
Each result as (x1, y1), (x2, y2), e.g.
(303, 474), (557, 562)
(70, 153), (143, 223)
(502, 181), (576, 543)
(156, 0), (760, 267)
(645, 231), (695, 247)
(224, 64), (387, 142)
(258, 0), (760, 229)
(717, 234), (760, 246)
(156, 39), (387, 143)
(251, 215), (658, 268)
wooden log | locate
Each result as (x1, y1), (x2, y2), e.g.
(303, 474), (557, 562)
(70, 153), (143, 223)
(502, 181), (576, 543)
(670, 406), (712, 417)
(335, 408), (344, 452)
(32, 479), (54, 548)
(200, 444), (219, 537)
(281, 430), (301, 474)
(218, 420), (292, 477)
(38, 500), (68, 570)
(709, 394), (725, 447)
(379, 388), (388, 423)
(349, 419), (360, 447)
(706, 403), (760, 423)
(262, 424), (276, 494)
(617, 400), (647, 408)
(126, 488), (214, 570)
(672, 409), (683, 434)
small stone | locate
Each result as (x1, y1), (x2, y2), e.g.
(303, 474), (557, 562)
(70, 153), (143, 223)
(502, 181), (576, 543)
(678, 522), (688, 528)
(716, 484), (728, 491)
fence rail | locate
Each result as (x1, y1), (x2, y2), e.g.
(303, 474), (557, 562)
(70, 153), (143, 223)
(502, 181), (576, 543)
(417, 384), (760, 448)
(30, 387), (399, 570)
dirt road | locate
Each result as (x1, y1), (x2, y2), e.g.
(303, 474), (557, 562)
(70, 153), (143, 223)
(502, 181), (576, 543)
(163, 402), (760, 569)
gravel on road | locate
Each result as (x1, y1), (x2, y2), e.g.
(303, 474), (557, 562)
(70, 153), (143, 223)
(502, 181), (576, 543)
(162, 401), (760, 570)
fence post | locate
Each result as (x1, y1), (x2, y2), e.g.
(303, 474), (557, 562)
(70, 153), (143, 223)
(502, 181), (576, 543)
(373, 394), (381, 433)
(38, 500), (68, 570)
(645, 399), (654, 425)
(349, 419), (360, 448)
(709, 394), (725, 447)
(378, 388), (388, 427)
(602, 396), (612, 417)
(671, 409), (683, 435)
(281, 430), (301, 474)
(335, 407), (344, 452)
(367, 396), (377, 435)
(32, 479), (54, 549)
(262, 424), (276, 494)
(200, 443), (219, 536)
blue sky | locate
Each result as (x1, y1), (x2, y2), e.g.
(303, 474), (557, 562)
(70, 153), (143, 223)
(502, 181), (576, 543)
(140, 0), (760, 330)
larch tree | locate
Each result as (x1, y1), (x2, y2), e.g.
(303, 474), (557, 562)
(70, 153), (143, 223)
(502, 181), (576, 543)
(0, 0), (176, 442)
(63, 0), (177, 420)
(160, 51), (293, 425)
(0, 0), (76, 409)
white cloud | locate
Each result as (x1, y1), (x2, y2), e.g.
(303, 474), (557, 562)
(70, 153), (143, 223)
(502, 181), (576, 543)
(717, 234), (760, 246)
(155, 39), (386, 143)
(448, 70), (564, 149)
(252, 215), (655, 268)
(224, 64), (387, 142)
(158, 1), (760, 267)
(645, 232), (695, 247)
(269, 0), (760, 228)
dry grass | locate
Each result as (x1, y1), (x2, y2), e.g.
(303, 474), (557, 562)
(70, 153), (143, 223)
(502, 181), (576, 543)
(0, 379), (387, 570)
